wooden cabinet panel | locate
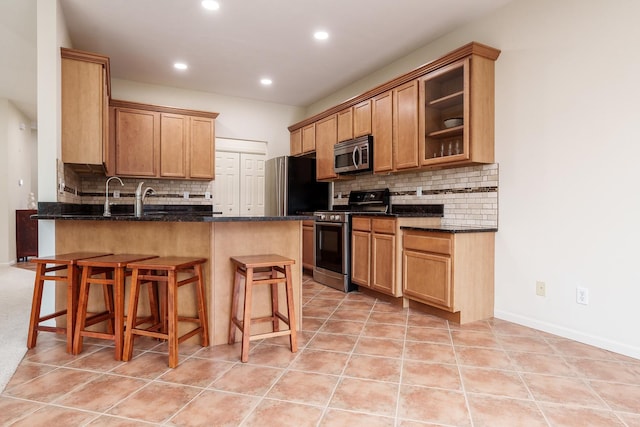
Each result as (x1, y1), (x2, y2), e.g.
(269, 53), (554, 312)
(61, 48), (110, 168)
(351, 230), (371, 286)
(337, 107), (353, 142)
(190, 116), (215, 179)
(352, 216), (372, 232)
(372, 232), (395, 293)
(403, 250), (452, 308)
(302, 221), (314, 270)
(160, 113), (188, 178)
(393, 80), (420, 170)
(372, 91), (393, 173)
(114, 107), (159, 177)
(353, 100), (372, 137)
(16, 210), (38, 261)
(290, 128), (302, 156)
(315, 115), (338, 181)
(302, 123), (316, 153)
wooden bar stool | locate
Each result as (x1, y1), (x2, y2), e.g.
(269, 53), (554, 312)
(73, 254), (159, 360)
(27, 252), (111, 353)
(228, 254), (297, 363)
(122, 257), (210, 368)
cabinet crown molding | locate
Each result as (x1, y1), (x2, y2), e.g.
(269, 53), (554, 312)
(288, 41), (500, 132)
(110, 99), (219, 119)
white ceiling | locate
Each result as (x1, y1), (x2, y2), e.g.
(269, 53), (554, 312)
(1, 0), (513, 122)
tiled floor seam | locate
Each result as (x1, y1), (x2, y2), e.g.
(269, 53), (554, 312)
(315, 293), (378, 424)
(449, 320), (477, 427)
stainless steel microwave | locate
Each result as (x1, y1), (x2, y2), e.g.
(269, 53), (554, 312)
(334, 135), (373, 174)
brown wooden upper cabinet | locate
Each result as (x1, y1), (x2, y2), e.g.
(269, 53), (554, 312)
(420, 55), (495, 167)
(290, 128), (302, 156)
(287, 42), (500, 180)
(61, 48), (111, 173)
(110, 100), (218, 180)
(315, 114), (338, 181)
(372, 81), (420, 173)
(337, 99), (372, 143)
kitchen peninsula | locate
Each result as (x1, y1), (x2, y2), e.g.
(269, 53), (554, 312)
(35, 207), (311, 345)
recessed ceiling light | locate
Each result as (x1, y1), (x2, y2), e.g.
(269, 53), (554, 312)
(174, 62), (188, 70)
(260, 78), (273, 86)
(314, 31), (329, 41)
(201, 0), (220, 10)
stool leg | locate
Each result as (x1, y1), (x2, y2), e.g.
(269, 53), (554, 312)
(167, 270), (179, 368)
(27, 264), (47, 349)
(67, 265), (81, 354)
(102, 270), (115, 335)
(194, 263), (210, 347)
(270, 267), (280, 333)
(123, 267), (142, 362)
(73, 265), (92, 355)
(228, 266), (242, 345)
(240, 268), (254, 363)
(145, 270), (161, 327)
(284, 264), (298, 353)
(113, 266), (126, 361)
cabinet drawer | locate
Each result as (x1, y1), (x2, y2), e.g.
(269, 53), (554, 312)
(403, 232), (452, 255)
(302, 220), (314, 227)
(352, 217), (371, 231)
(372, 218), (395, 234)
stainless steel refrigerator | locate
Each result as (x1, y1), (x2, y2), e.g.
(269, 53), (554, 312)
(265, 156), (330, 215)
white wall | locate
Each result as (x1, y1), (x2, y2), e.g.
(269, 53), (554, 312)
(0, 99), (37, 264)
(111, 79), (305, 159)
(309, 0), (640, 358)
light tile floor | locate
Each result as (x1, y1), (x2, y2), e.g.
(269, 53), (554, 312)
(2, 275), (640, 426)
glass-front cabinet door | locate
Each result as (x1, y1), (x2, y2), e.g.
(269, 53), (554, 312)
(420, 58), (469, 166)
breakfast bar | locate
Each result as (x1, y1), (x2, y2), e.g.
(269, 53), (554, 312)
(35, 208), (310, 345)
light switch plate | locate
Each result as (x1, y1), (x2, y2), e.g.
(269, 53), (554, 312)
(183, 192), (189, 199)
(204, 192), (211, 200)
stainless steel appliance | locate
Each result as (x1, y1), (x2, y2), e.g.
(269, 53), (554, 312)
(313, 188), (390, 292)
(265, 156), (330, 216)
(334, 135), (373, 175)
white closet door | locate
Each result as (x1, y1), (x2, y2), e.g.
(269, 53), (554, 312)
(214, 152), (240, 216)
(240, 153), (265, 216)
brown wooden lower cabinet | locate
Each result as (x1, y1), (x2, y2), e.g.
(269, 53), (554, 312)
(16, 209), (38, 261)
(402, 229), (495, 324)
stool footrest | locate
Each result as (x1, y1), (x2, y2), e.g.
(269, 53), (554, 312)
(36, 325), (66, 334)
(249, 329), (294, 342)
(36, 309), (68, 323)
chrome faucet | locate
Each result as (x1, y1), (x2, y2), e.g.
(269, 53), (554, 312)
(104, 176), (124, 217)
(134, 181), (155, 217)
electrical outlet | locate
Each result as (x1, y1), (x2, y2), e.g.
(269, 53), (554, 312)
(58, 181), (65, 194)
(204, 192), (211, 200)
(113, 190), (120, 198)
(536, 281), (546, 297)
(576, 286), (589, 305)
(417, 186), (422, 197)
(183, 191), (189, 199)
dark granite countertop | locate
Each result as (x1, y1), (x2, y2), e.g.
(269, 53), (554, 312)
(401, 225), (498, 233)
(336, 204), (444, 218)
(33, 203), (313, 222)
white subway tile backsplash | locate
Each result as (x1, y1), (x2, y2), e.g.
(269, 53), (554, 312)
(334, 163), (499, 227)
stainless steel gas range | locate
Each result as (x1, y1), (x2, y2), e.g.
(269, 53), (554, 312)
(313, 189), (390, 292)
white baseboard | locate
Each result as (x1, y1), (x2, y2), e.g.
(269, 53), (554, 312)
(494, 310), (640, 360)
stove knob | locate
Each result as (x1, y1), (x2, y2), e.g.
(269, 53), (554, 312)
(318, 214), (325, 220)
(331, 215), (340, 221)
